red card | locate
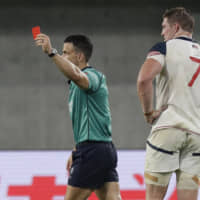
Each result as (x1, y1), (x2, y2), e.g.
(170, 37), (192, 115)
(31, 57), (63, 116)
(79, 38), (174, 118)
(32, 26), (40, 39)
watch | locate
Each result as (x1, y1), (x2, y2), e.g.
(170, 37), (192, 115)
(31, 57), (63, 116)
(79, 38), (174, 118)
(48, 48), (58, 57)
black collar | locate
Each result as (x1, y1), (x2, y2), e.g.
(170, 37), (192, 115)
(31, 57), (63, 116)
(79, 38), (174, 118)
(81, 66), (92, 71)
(176, 36), (193, 42)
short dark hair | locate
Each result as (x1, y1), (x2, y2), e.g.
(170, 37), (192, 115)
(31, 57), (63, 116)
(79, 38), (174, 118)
(163, 7), (195, 33)
(64, 34), (93, 62)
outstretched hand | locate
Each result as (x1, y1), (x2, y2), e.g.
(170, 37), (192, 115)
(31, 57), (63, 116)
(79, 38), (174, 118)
(35, 33), (52, 54)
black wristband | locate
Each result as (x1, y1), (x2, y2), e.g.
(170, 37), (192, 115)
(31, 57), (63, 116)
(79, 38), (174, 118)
(48, 48), (58, 57)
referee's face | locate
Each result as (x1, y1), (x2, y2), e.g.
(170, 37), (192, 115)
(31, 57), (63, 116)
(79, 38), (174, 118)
(62, 42), (80, 66)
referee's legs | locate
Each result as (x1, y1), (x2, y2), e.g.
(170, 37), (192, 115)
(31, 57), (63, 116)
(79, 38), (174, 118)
(64, 185), (93, 200)
(95, 182), (121, 200)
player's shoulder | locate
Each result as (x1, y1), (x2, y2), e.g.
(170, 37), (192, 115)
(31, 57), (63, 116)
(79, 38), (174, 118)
(148, 41), (166, 56)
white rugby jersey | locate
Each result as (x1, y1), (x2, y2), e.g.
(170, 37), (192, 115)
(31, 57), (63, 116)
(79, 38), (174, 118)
(147, 36), (200, 135)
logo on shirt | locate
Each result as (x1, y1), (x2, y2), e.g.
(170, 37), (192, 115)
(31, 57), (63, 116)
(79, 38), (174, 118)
(192, 44), (199, 49)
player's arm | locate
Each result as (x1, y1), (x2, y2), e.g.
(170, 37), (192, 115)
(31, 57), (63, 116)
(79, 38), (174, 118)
(137, 41), (166, 124)
(137, 58), (162, 113)
(137, 58), (163, 123)
(35, 33), (89, 90)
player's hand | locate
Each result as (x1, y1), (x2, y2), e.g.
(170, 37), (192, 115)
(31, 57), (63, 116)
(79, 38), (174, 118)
(144, 110), (160, 124)
(35, 33), (52, 54)
(144, 105), (168, 125)
(66, 153), (73, 174)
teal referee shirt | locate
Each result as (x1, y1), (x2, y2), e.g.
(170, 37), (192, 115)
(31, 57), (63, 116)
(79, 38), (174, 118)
(68, 66), (112, 144)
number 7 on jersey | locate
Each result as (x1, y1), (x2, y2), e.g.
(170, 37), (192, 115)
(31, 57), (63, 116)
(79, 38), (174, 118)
(188, 56), (200, 87)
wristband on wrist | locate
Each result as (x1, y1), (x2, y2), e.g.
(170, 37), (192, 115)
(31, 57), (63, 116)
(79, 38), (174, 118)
(144, 110), (154, 116)
(48, 48), (58, 57)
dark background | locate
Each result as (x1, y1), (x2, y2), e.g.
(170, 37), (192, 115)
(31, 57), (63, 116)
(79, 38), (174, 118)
(0, 0), (199, 149)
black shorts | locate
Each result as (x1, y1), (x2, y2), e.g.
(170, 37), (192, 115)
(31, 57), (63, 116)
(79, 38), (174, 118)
(68, 141), (119, 189)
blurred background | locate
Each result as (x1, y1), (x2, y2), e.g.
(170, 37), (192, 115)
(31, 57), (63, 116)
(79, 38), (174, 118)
(0, 0), (199, 150)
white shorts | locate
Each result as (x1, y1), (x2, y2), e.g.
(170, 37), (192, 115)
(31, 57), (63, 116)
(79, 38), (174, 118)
(145, 128), (200, 175)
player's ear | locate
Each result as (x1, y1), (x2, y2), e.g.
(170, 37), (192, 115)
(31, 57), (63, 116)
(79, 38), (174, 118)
(174, 23), (180, 33)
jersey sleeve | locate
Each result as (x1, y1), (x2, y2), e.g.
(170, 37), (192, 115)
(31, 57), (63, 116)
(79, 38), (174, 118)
(85, 70), (102, 92)
(147, 42), (166, 67)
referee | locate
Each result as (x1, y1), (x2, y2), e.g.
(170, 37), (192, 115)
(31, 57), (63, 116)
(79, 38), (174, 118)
(35, 33), (121, 200)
